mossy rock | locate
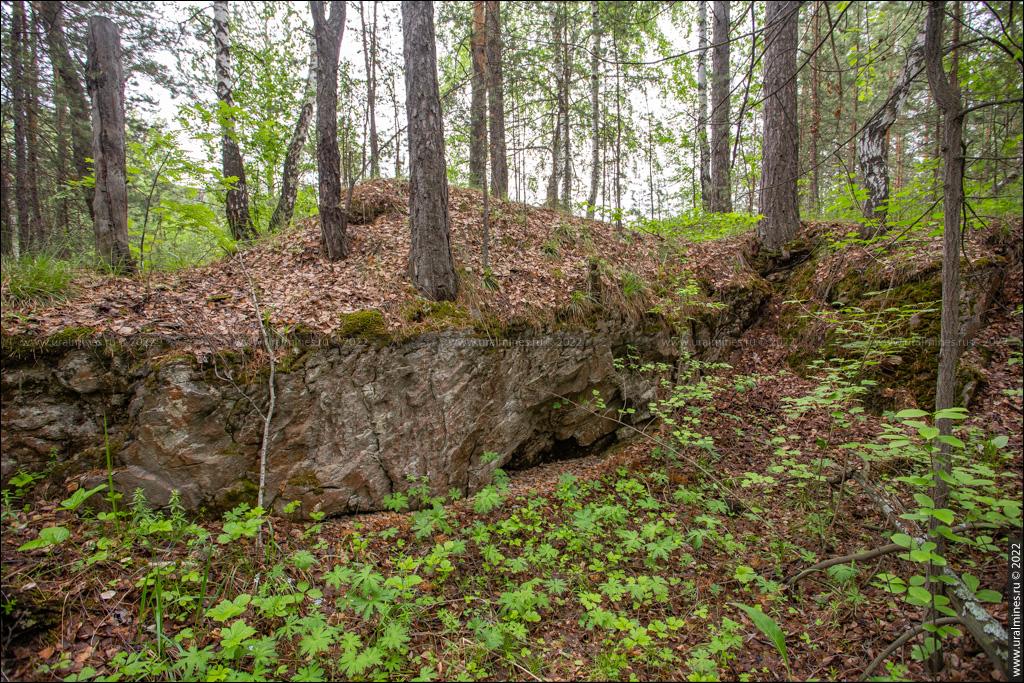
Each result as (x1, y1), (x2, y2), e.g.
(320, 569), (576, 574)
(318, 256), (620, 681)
(338, 310), (391, 347)
(204, 478), (259, 519)
(2, 327), (100, 361)
(287, 471), (321, 489)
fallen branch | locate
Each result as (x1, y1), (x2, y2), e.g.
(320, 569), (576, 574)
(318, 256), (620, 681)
(234, 252), (276, 511)
(858, 617), (963, 682)
(849, 472), (1010, 678)
(785, 543), (904, 586)
(786, 522), (980, 586)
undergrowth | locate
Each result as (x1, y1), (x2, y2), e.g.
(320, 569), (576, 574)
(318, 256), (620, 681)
(2, 348), (1018, 682)
(0, 254), (78, 308)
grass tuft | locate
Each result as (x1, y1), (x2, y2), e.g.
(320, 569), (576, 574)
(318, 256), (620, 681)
(0, 254), (78, 308)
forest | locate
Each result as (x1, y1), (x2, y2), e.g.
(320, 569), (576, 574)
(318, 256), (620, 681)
(0, 1), (1022, 681)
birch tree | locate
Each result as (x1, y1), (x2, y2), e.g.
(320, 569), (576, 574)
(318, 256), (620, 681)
(213, 0), (255, 241)
(858, 28), (927, 234)
(268, 43), (317, 233)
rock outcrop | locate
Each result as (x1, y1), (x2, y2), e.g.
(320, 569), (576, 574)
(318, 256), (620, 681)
(2, 321), (682, 516)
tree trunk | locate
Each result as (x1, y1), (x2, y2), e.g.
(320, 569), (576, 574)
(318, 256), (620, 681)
(613, 29), (623, 231)
(359, 1), (380, 178)
(214, 0), (255, 241)
(858, 28), (926, 234)
(697, 1), (712, 213)
(87, 17), (134, 273)
(545, 2), (563, 209)
(12, 0), (31, 255)
(469, 1), (487, 190)
(486, 1), (508, 199)
(757, 1), (800, 250)
(51, 44), (71, 251)
(268, 43), (317, 233)
(923, 1), (964, 671)
(311, 1), (348, 260)
(586, 0), (601, 219)
(809, 0), (821, 215)
(402, 0), (458, 302)
(37, 0), (95, 221)
(710, 0), (732, 213)
(850, 3), (860, 179)
(560, 1), (571, 212)
(392, 71), (402, 177)
(1, 148), (13, 257)
(26, 7), (45, 249)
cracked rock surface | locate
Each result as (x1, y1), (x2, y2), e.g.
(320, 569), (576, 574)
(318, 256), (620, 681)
(2, 321), (683, 516)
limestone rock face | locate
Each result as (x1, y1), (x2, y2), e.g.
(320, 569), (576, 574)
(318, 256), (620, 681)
(1, 348), (132, 483)
(2, 322), (681, 516)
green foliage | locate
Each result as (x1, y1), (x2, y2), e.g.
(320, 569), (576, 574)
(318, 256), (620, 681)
(0, 254), (77, 307)
(731, 603), (790, 678)
(635, 211), (760, 242)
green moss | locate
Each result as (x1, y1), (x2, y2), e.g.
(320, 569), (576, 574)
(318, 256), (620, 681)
(2, 326), (102, 361)
(338, 309), (391, 347)
(287, 471), (320, 489)
(277, 348), (313, 374)
(48, 326), (97, 344)
(205, 478), (259, 519)
(339, 309), (387, 337)
(470, 310), (504, 338)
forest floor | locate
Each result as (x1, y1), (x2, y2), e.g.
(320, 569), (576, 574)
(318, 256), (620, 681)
(2, 179), (702, 351)
(1, 185), (1022, 681)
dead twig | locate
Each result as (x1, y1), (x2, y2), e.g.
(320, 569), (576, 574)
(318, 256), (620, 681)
(858, 617), (963, 681)
(234, 252), (277, 511)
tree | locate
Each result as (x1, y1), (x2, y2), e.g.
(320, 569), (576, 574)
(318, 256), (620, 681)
(310, 0), (348, 260)
(559, 1), (572, 211)
(268, 42), (317, 233)
(545, 1), (570, 211)
(808, 0), (821, 214)
(38, 0), (95, 221)
(585, 0), (601, 219)
(403, 0), (458, 302)
(697, 1), (712, 212)
(25, 6), (45, 249)
(213, 0), (255, 241)
(858, 27), (927, 233)
(486, 1), (508, 199)
(756, 1), (800, 250)
(922, 2), (964, 670)
(1, 147), (13, 256)
(710, 0), (731, 213)
(86, 16), (133, 272)
(11, 0), (31, 254)
(469, 1), (488, 190)
(358, 0), (380, 178)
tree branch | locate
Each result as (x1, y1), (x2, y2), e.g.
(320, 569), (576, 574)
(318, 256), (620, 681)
(858, 617), (963, 681)
(958, 96), (1024, 119)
